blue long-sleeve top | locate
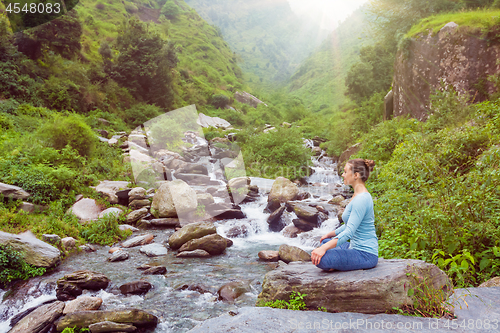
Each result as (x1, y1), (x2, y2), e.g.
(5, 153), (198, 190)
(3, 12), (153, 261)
(333, 192), (378, 256)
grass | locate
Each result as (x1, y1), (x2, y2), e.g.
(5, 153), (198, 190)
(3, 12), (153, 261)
(406, 9), (500, 37)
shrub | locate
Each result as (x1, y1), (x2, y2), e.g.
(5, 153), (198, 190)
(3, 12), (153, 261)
(123, 103), (163, 128)
(80, 214), (131, 246)
(0, 244), (46, 285)
(210, 94), (230, 109)
(37, 113), (97, 157)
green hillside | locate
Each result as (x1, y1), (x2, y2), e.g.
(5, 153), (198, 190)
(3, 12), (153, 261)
(184, 0), (329, 85)
(286, 8), (370, 110)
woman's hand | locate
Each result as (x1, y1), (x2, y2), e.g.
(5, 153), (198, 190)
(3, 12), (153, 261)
(319, 234), (328, 243)
(311, 246), (327, 266)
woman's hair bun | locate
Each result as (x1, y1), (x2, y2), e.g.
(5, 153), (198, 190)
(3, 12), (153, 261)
(363, 159), (375, 171)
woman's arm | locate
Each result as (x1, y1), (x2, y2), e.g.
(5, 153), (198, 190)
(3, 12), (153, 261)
(319, 230), (337, 242)
(312, 238), (338, 265)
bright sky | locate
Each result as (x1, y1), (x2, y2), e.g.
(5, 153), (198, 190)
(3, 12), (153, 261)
(287, 0), (369, 31)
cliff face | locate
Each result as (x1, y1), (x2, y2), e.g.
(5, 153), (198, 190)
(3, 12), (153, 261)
(393, 23), (500, 121)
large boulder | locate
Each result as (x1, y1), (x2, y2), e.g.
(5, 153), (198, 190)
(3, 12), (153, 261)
(150, 180), (197, 218)
(267, 206), (286, 232)
(119, 281), (152, 295)
(278, 244), (311, 263)
(168, 221), (216, 250)
(0, 231), (61, 268)
(257, 259), (452, 314)
(139, 243), (168, 257)
(55, 308), (158, 331)
(288, 203), (319, 223)
(479, 276), (500, 287)
(89, 321), (137, 333)
(98, 207), (124, 219)
(9, 301), (65, 333)
(63, 296), (103, 314)
(56, 271), (110, 301)
(178, 234), (227, 255)
(67, 198), (104, 223)
(0, 182), (30, 200)
(267, 177), (299, 211)
(95, 181), (130, 204)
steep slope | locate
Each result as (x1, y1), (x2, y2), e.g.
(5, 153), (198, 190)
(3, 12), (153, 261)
(184, 0), (329, 84)
(287, 8), (370, 110)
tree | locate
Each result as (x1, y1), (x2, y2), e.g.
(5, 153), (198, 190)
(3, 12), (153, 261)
(161, 1), (181, 19)
(107, 18), (178, 109)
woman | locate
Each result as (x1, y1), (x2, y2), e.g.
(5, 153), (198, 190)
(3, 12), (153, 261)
(311, 158), (378, 271)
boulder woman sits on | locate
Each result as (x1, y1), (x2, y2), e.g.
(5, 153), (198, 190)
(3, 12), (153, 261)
(311, 158), (378, 271)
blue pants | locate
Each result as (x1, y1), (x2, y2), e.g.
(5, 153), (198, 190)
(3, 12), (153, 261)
(316, 238), (378, 271)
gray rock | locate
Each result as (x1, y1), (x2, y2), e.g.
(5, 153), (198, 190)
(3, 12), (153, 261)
(225, 225), (248, 238)
(0, 182), (30, 200)
(258, 250), (279, 262)
(56, 271), (110, 301)
(128, 199), (151, 210)
(95, 181), (130, 204)
(479, 276), (500, 287)
(68, 198), (103, 223)
(128, 187), (146, 200)
(197, 112), (231, 129)
(178, 234), (227, 255)
(139, 243), (168, 257)
(126, 208), (149, 224)
(108, 250), (129, 262)
(292, 218), (316, 232)
(258, 260), (452, 314)
(218, 281), (251, 301)
(150, 218), (180, 228)
(267, 206), (286, 232)
(98, 207), (124, 219)
(63, 296), (103, 314)
(196, 193), (215, 206)
(267, 177), (299, 211)
(288, 203), (319, 223)
(118, 224), (139, 232)
(168, 221), (216, 249)
(150, 179), (198, 218)
(142, 266), (167, 275)
(282, 225), (303, 238)
(0, 231), (61, 268)
(79, 244), (96, 252)
(42, 234), (61, 246)
(278, 244), (311, 263)
(61, 237), (76, 250)
(122, 234), (155, 248)
(89, 321), (137, 333)
(9, 301), (64, 333)
(119, 281), (152, 295)
(18, 202), (46, 214)
(55, 308), (158, 331)
(176, 249), (211, 258)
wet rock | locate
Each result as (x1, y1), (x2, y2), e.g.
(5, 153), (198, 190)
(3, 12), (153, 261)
(0, 230), (61, 268)
(68, 198), (103, 223)
(225, 225), (248, 238)
(178, 234), (227, 255)
(168, 221), (216, 249)
(142, 266), (167, 275)
(57, 271), (110, 301)
(228, 177), (250, 189)
(118, 224), (139, 232)
(288, 203), (319, 223)
(119, 281), (152, 295)
(55, 308), (158, 331)
(258, 251), (279, 262)
(63, 296), (103, 314)
(139, 243), (168, 257)
(121, 234), (155, 248)
(126, 208), (149, 224)
(9, 301), (64, 333)
(218, 281), (251, 302)
(95, 181), (130, 204)
(149, 218), (180, 228)
(136, 264), (153, 270)
(128, 187), (146, 201)
(151, 179), (198, 218)
(176, 249), (211, 258)
(479, 276), (500, 287)
(89, 321), (137, 333)
(258, 259), (452, 314)
(108, 250), (129, 262)
(177, 163), (209, 175)
(0, 182), (30, 200)
(208, 206), (246, 220)
(225, 238), (233, 247)
(267, 177), (299, 211)
(128, 199), (150, 210)
(61, 237), (76, 251)
(328, 195), (345, 205)
(292, 218), (316, 232)
(278, 244), (311, 263)
(267, 206), (286, 232)
(178, 284), (213, 294)
(196, 193), (215, 206)
(98, 207), (124, 219)
(282, 225), (303, 238)
(295, 192), (311, 201)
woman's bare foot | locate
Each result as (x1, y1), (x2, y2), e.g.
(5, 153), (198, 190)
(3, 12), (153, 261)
(328, 268), (337, 272)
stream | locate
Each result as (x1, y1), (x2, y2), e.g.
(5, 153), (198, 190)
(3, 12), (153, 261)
(0, 141), (350, 333)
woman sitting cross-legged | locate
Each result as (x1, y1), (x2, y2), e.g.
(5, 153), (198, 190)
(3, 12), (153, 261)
(311, 158), (378, 271)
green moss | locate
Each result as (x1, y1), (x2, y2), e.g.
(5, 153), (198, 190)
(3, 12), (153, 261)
(406, 9), (500, 37)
